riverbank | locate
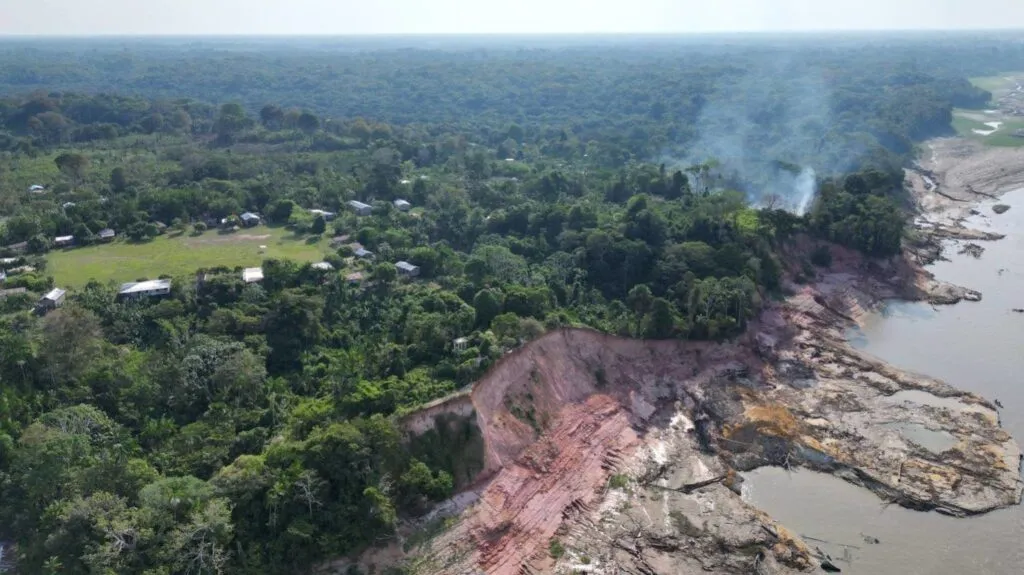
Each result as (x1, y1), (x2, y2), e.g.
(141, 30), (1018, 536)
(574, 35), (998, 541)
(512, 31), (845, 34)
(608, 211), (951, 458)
(327, 137), (1024, 575)
(745, 145), (1024, 574)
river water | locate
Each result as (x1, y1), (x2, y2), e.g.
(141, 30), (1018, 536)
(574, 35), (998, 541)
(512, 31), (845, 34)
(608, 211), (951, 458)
(744, 188), (1024, 574)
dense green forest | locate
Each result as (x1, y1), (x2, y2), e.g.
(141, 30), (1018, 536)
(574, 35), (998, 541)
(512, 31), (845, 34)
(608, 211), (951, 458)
(0, 35), (1011, 573)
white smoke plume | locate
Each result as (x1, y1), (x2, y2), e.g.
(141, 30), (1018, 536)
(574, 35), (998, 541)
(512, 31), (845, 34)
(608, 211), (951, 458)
(659, 57), (860, 215)
(793, 167), (817, 216)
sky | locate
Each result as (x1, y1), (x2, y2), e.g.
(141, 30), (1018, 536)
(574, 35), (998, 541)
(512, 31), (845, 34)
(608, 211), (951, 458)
(3, 0), (1024, 36)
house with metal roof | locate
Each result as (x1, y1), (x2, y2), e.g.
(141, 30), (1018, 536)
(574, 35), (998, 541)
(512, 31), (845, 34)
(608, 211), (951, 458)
(354, 247), (374, 259)
(347, 200), (372, 216)
(54, 235), (74, 248)
(98, 228), (116, 241)
(396, 261), (420, 277)
(239, 212), (261, 227)
(310, 209), (337, 221)
(393, 199), (412, 212)
(311, 262), (335, 271)
(242, 267), (264, 283)
(117, 279), (172, 300)
(36, 288), (66, 313)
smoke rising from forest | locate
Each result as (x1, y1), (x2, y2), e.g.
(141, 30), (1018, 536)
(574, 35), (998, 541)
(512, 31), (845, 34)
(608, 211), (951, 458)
(670, 60), (857, 214)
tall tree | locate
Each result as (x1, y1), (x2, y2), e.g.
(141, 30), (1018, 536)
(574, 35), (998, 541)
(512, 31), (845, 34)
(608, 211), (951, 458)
(54, 152), (90, 190)
(260, 104), (284, 130)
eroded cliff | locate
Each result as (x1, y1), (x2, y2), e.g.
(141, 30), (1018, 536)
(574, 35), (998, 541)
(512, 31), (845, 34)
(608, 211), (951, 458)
(330, 243), (1021, 575)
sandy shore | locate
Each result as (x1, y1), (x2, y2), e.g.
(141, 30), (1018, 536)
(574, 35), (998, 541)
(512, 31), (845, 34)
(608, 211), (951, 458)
(907, 138), (1024, 223)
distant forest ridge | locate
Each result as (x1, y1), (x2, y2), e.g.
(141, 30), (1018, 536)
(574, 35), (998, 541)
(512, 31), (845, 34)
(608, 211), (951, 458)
(0, 35), (1020, 195)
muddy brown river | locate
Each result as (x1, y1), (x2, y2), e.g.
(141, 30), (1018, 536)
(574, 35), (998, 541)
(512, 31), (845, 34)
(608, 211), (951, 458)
(745, 188), (1024, 574)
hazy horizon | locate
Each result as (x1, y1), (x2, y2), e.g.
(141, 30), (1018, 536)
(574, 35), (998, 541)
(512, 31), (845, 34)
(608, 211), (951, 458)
(4, 0), (1024, 36)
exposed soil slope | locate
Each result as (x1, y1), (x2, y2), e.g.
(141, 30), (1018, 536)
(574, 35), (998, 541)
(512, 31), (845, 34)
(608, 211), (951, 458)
(363, 259), (1020, 574)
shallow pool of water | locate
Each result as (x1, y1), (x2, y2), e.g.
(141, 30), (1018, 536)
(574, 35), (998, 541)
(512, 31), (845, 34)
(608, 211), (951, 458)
(880, 390), (976, 412)
(745, 189), (1024, 574)
(882, 422), (957, 453)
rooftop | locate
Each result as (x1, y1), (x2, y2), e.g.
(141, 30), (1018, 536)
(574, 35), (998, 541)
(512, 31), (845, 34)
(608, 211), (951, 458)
(42, 287), (66, 301)
(55, 235), (73, 242)
(396, 261), (418, 271)
(240, 212), (260, 220)
(118, 279), (171, 295)
(348, 200), (371, 209)
(311, 262), (335, 271)
(243, 267), (264, 283)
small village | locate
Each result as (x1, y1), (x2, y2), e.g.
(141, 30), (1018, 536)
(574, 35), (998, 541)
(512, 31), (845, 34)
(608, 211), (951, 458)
(0, 189), (423, 315)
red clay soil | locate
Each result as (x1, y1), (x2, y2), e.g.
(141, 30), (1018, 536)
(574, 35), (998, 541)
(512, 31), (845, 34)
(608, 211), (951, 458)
(415, 328), (756, 575)
(472, 395), (638, 574)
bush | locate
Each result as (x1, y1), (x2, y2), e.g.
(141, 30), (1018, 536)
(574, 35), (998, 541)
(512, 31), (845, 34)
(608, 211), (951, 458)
(608, 474), (629, 489)
(549, 538), (566, 559)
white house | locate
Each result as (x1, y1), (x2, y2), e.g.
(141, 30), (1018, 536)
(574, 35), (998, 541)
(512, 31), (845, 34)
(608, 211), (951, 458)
(348, 200), (372, 216)
(243, 267), (264, 283)
(394, 199), (411, 212)
(118, 279), (172, 300)
(54, 235), (74, 247)
(354, 247), (374, 259)
(28, 185), (45, 193)
(311, 262), (335, 271)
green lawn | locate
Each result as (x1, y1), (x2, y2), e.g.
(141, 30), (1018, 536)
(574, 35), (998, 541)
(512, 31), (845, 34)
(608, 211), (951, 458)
(47, 225), (335, 287)
(968, 74), (1018, 94)
(951, 111), (1024, 147)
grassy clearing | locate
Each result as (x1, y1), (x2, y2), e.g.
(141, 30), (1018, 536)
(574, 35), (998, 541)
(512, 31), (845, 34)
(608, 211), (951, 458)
(968, 73), (1024, 95)
(47, 225), (335, 287)
(951, 111), (1024, 147)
